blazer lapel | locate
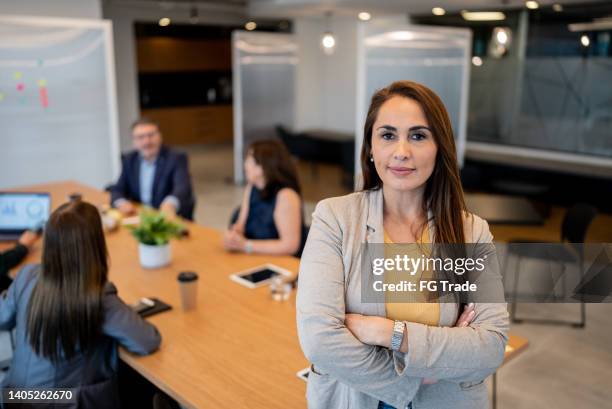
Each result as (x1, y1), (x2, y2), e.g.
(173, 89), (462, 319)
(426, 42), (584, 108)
(365, 188), (384, 244)
(132, 154), (141, 202)
(151, 150), (166, 206)
(364, 189), (386, 315)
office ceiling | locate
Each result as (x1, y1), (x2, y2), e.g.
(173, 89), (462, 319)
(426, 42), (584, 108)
(103, 0), (609, 18)
(247, 0), (609, 18)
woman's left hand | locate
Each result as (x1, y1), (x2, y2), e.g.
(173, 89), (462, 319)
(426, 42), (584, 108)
(345, 313), (394, 347)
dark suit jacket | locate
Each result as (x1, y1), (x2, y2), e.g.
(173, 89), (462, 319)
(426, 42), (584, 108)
(0, 264), (161, 409)
(110, 146), (195, 220)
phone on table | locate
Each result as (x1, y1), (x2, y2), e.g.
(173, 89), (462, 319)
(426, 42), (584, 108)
(229, 264), (293, 289)
(132, 297), (156, 315)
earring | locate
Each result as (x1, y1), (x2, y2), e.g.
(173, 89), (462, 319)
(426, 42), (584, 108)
(370, 155), (374, 162)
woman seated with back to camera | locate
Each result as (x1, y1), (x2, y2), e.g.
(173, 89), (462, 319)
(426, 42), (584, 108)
(0, 200), (161, 409)
(224, 139), (306, 257)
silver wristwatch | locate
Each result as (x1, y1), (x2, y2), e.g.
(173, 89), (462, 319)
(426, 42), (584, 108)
(390, 320), (405, 351)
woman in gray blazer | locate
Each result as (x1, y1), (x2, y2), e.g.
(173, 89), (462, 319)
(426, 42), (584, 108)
(297, 81), (509, 409)
(0, 200), (161, 409)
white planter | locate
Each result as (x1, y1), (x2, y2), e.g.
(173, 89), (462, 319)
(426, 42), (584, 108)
(138, 243), (171, 269)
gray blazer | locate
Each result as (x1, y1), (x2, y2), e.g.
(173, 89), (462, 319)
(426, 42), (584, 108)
(0, 264), (161, 409)
(296, 189), (509, 409)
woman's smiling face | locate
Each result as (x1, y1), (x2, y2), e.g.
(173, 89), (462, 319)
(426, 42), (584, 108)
(370, 96), (438, 194)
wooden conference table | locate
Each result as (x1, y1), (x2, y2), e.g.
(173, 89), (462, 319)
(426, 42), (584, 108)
(2, 181), (308, 409)
(1, 181), (529, 408)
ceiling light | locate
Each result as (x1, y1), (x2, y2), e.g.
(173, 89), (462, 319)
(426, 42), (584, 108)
(552, 4), (563, 12)
(322, 32), (336, 48)
(358, 12), (371, 21)
(472, 56), (483, 66)
(321, 11), (336, 56)
(159, 17), (171, 27)
(494, 27), (512, 46)
(432, 7), (446, 16)
(461, 11), (506, 21)
(581, 34), (590, 47)
(525, 1), (539, 10)
(245, 21), (257, 31)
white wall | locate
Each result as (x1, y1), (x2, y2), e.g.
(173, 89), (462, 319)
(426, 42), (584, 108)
(102, 3), (248, 151)
(0, 0), (101, 19)
(294, 16), (357, 133)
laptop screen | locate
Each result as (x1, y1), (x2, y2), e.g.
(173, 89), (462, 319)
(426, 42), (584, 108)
(0, 192), (51, 232)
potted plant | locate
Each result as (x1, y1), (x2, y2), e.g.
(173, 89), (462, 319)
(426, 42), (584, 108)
(127, 210), (183, 269)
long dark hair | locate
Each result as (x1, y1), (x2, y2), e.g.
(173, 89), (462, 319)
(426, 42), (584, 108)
(360, 81), (467, 244)
(27, 200), (108, 362)
(250, 139), (301, 199)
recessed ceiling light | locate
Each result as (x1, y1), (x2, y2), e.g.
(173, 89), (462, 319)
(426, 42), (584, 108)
(358, 12), (371, 21)
(526, 1), (539, 10)
(461, 11), (506, 21)
(552, 4), (563, 12)
(432, 7), (446, 16)
(581, 34), (590, 47)
(245, 21), (257, 31)
(496, 30), (508, 45)
(472, 56), (483, 66)
(159, 17), (171, 27)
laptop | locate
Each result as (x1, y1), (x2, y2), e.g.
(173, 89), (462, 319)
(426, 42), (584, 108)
(0, 192), (51, 241)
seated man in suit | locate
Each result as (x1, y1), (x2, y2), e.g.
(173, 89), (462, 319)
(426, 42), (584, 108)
(111, 118), (195, 220)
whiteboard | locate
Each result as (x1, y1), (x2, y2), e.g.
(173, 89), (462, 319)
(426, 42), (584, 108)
(0, 15), (120, 189)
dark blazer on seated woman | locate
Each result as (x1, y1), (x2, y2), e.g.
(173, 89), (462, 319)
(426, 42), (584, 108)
(110, 145), (195, 220)
(0, 264), (161, 409)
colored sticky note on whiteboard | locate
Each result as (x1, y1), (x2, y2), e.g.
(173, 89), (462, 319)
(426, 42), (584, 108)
(39, 87), (49, 108)
(0, 93), (4, 102)
(14, 72), (22, 80)
(38, 79), (47, 87)
(16, 83), (25, 91)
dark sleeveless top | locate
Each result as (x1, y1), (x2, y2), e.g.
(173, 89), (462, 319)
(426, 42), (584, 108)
(244, 187), (308, 256)
(245, 187), (280, 240)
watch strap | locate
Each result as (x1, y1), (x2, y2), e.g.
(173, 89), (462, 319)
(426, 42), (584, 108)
(390, 320), (405, 351)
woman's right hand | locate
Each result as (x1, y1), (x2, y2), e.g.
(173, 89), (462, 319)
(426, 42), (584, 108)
(455, 303), (476, 327)
(18, 230), (39, 248)
(422, 303), (476, 385)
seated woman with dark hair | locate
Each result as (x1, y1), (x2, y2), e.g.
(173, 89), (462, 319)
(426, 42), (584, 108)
(224, 139), (306, 257)
(0, 200), (161, 409)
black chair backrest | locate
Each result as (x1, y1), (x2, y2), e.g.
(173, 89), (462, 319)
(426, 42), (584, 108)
(275, 125), (292, 141)
(561, 203), (598, 243)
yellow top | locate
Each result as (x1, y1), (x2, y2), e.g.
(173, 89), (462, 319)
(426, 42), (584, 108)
(384, 226), (440, 326)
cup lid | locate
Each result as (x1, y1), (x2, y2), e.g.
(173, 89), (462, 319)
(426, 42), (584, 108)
(178, 271), (198, 282)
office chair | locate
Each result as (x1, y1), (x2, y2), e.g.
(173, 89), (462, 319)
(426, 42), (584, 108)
(505, 203), (597, 328)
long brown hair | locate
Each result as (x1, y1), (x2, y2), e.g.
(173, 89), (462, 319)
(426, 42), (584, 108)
(361, 81), (467, 244)
(27, 200), (108, 362)
(250, 139), (301, 199)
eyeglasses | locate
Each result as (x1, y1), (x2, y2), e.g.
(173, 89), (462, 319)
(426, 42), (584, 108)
(133, 130), (159, 139)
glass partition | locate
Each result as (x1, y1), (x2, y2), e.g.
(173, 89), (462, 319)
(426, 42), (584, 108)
(232, 31), (297, 183)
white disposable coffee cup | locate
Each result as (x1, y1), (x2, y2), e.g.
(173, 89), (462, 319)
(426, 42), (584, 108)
(177, 271), (198, 311)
